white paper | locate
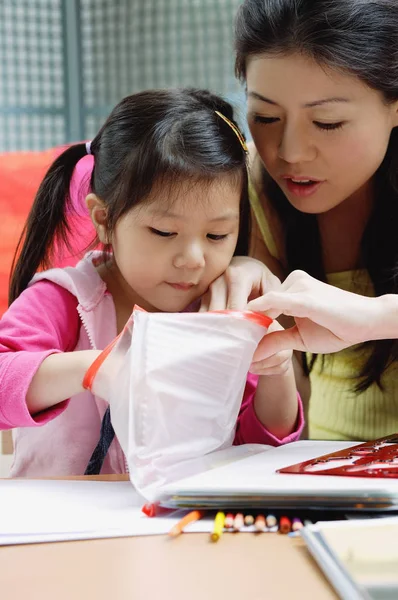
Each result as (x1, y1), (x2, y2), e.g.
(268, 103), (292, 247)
(0, 479), (214, 545)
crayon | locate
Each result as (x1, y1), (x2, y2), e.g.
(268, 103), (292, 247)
(211, 511), (226, 542)
(265, 514), (277, 528)
(292, 518), (304, 532)
(279, 516), (291, 534)
(224, 513), (235, 529)
(233, 513), (244, 531)
(142, 502), (171, 518)
(168, 510), (205, 537)
(254, 514), (266, 532)
(244, 514), (255, 526)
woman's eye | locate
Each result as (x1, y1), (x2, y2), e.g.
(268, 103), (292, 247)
(314, 121), (345, 131)
(149, 227), (174, 237)
(253, 115), (279, 125)
(207, 234), (229, 241)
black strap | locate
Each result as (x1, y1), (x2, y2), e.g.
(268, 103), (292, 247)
(84, 406), (115, 475)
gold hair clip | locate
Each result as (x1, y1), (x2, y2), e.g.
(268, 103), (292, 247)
(215, 110), (248, 154)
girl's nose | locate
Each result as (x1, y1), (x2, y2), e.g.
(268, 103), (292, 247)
(173, 242), (205, 269)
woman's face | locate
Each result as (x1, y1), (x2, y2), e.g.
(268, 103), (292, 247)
(246, 52), (398, 214)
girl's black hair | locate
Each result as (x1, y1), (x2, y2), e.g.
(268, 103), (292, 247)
(235, 0), (398, 392)
(9, 88), (249, 304)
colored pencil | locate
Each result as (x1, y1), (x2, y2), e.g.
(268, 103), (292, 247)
(233, 513), (244, 531)
(168, 510), (205, 537)
(279, 516), (292, 534)
(265, 514), (277, 528)
(224, 513), (235, 529)
(254, 514), (266, 532)
(292, 517), (304, 532)
(244, 514), (255, 526)
(210, 511), (226, 542)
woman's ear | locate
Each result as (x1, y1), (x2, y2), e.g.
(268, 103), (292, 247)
(86, 194), (109, 244)
(392, 100), (398, 128)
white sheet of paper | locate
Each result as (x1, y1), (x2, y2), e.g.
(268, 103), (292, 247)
(0, 479), (215, 545)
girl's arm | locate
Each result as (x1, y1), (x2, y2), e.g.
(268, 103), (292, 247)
(0, 281), (97, 426)
(234, 320), (303, 446)
(26, 350), (100, 415)
(253, 368), (300, 440)
(251, 320), (301, 440)
(234, 372), (303, 446)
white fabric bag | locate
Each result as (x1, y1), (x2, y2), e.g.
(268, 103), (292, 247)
(86, 307), (271, 500)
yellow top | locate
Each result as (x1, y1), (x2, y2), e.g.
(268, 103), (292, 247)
(249, 181), (398, 441)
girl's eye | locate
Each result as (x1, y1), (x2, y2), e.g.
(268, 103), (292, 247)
(253, 115), (279, 125)
(314, 121), (345, 131)
(149, 227), (174, 237)
(207, 234), (229, 241)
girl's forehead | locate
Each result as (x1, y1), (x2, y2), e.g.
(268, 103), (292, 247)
(143, 176), (242, 210)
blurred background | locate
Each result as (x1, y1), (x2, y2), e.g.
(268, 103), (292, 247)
(0, 0), (246, 151)
(0, 0), (246, 471)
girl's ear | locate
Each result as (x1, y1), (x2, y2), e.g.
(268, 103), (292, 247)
(86, 194), (109, 244)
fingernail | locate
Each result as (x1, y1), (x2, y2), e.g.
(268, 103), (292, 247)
(249, 363), (259, 374)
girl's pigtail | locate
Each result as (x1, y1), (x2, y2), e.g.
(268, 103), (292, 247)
(9, 143), (88, 304)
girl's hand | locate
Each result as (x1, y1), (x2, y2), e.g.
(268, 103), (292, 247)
(247, 270), (388, 361)
(200, 256), (281, 312)
(250, 320), (293, 376)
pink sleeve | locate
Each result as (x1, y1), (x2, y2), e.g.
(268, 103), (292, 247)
(233, 373), (304, 446)
(0, 281), (79, 429)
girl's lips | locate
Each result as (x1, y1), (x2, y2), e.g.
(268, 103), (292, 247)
(166, 282), (195, 291)
(283, 177), (324, 198)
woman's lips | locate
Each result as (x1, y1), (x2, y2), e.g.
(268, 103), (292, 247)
(282, 175), (324, 198)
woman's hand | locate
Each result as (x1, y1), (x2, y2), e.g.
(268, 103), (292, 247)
(247, 270), (391, 362)
(200, 256), (281, 312)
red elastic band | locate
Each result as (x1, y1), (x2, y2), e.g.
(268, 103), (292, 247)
(82, 333), (122, 391)
(212, 310), (272, 328)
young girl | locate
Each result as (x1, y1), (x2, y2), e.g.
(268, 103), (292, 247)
(0, 88), (302, 477)
(232, 0), (398, 441)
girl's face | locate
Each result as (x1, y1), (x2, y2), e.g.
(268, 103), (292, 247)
(103, 177), (241, 312)
(246, 52), (398, 214)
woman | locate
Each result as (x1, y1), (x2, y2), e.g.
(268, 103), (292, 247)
(230, 0), (398, 441)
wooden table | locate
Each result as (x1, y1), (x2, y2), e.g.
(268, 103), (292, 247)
(0, 476), (338, 600)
